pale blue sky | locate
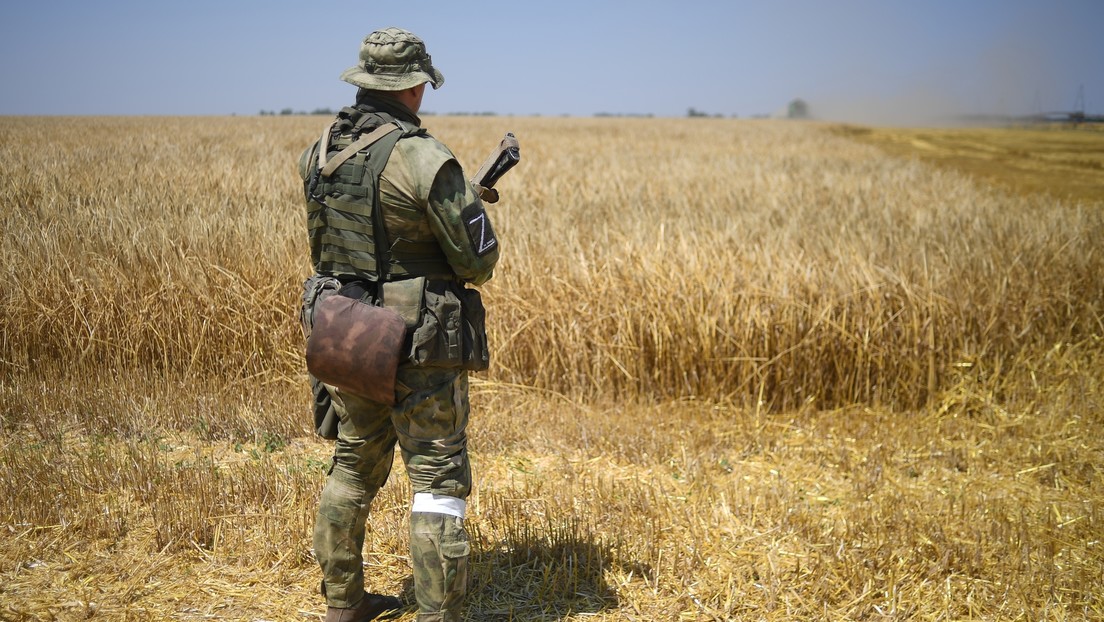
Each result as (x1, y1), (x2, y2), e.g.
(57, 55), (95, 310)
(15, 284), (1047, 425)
(1, 0), (1100, 123)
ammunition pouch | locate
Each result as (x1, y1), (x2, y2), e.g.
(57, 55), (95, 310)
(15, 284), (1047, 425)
(381, 277), (426, 328)
(408, 279), (489, 371)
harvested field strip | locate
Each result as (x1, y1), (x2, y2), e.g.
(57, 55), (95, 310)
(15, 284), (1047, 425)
(832, 123), (1104, 203)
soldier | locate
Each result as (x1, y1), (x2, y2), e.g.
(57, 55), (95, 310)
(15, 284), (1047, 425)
(297, 27), (500, 622)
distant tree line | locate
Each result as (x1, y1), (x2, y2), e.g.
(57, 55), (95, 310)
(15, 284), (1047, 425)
(259, 108), (337, 116)
(595, 112), (656, 118)
(687, 107), (728, 118)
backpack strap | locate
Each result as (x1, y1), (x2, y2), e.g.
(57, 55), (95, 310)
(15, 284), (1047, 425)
(319, 122), (401, 178)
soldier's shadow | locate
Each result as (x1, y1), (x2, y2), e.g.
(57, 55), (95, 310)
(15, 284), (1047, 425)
(400, 527), (646, 621)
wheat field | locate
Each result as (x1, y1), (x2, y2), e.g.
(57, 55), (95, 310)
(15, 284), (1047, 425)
(1, 115), (1101, 620)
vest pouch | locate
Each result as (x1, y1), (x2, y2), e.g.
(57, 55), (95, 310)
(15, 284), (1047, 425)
(409, 280), (489, 371)
(458, 286), (490, 371)
(381, 277), (426, 329)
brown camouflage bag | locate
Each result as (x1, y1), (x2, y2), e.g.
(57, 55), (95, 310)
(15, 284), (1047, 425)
(305, 290), (406, 405)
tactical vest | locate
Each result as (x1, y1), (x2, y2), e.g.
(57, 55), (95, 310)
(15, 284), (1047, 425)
(303, 107), (451, 282)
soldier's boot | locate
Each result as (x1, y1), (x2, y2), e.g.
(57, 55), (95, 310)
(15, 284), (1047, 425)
(409, 509), (470, 622)
(323, 592), (404, 621)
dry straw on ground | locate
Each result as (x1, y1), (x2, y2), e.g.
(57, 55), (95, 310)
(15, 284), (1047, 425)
(1, 116), (1101, 620)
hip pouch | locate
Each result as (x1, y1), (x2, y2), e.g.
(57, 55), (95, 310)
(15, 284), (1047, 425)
(407, 279), (490, 371)
(305, 282), (406, 405)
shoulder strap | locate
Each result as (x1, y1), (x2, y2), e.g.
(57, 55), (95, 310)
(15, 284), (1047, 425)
(318, 122), (401, 178)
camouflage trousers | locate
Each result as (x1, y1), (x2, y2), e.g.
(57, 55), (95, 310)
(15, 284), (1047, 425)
(314, 364), (471, 622)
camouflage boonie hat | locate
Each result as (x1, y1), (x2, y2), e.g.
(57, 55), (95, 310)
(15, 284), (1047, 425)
(340, 27), (445, 91)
